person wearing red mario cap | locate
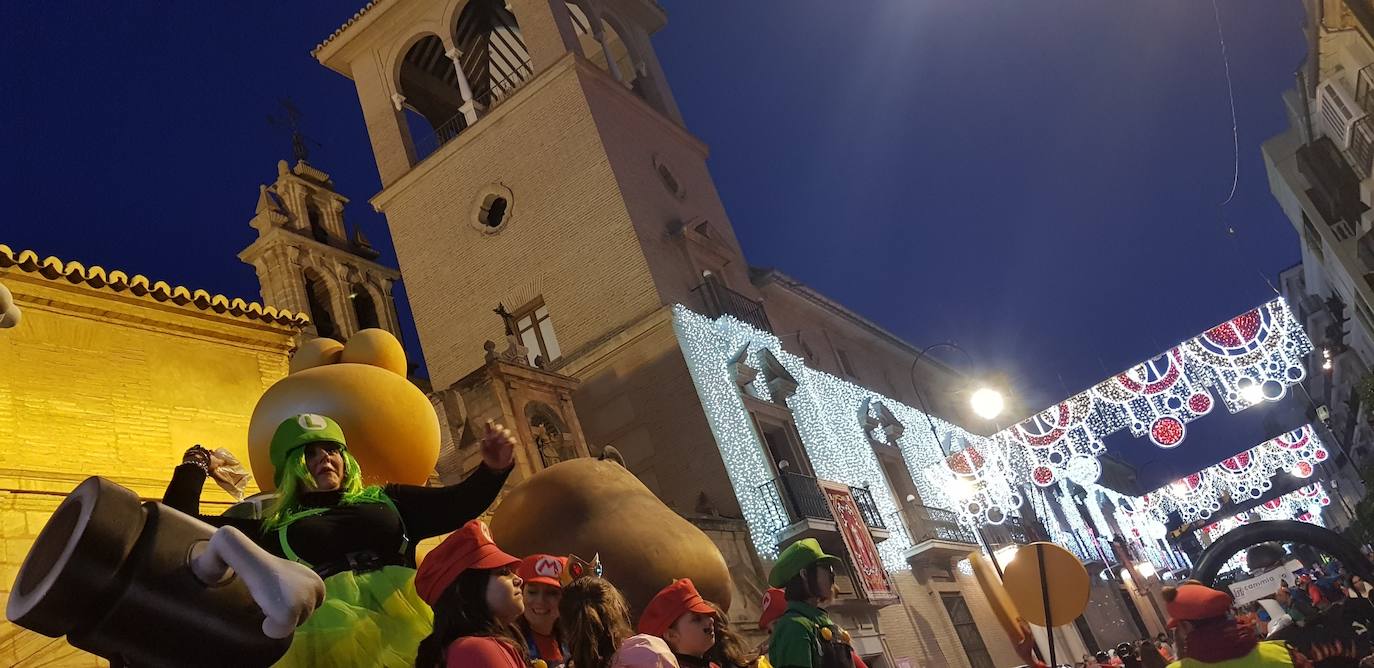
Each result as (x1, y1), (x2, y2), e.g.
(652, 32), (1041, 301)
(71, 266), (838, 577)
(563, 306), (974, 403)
(640, 579), (720, 667)
(517, 554), (570, 668)
(413, 520), (527, 668)
(1163, 581), (1311, 668)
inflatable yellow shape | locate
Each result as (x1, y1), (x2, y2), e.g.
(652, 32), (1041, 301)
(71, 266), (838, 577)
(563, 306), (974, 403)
(289, 338), (345, 374)
(339, 328), (408, 376)
(248, 331), (438, 491)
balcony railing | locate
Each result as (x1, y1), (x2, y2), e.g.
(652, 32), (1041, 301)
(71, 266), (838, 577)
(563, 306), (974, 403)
(758, 471), (830, 533)
(905, 504), (978, 545)
(850, 486), (886, 530)
(412, 61), (534, 162)
(693, 276), (772, 333)
(756, 472), (887, 535)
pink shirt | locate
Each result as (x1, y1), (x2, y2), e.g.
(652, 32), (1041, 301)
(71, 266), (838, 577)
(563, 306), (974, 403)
(446, 636), (525, 668)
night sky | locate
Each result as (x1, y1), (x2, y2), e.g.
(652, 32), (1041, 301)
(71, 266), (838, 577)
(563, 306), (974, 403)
(0, 2), (1308, 490)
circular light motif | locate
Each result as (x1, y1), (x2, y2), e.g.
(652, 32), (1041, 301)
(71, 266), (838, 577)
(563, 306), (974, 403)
(1188, 393), (1213, 414)
(1032, 466), (1057, 487)
(1150, 417), (1185, 447)
(1065, 455), (1102, 486)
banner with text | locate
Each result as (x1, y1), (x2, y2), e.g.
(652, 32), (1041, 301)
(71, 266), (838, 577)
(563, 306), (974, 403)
(1229, 559), (1305, 605)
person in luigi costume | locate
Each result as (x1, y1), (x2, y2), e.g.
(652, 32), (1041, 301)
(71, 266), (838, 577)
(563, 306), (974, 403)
(767, 538), (856, 668)
(164, 413), (517, 667)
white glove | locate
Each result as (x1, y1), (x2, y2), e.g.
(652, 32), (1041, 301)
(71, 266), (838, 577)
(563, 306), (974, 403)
(191, 526), (326, 638)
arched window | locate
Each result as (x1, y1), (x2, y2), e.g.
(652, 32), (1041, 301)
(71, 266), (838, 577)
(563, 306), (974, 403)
(303, 269), (338, 339)
(306, 203), (328, 242)
(351, 283), (380, 331)
(398, 34), (467, 156)
(454, 0), (530, 108)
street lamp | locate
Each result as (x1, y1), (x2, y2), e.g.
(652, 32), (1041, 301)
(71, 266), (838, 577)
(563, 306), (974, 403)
(970, 387), (1005, 421)
(908, 342), (1004, 431)
(908, 342), (1010, 576)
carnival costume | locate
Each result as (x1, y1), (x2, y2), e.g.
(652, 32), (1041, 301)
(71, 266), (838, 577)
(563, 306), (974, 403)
(766, 539), (857, 668)
(164, 413), (511, 667)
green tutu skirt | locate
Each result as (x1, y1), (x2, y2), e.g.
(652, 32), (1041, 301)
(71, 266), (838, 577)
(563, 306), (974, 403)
(273, 565), (433, 668)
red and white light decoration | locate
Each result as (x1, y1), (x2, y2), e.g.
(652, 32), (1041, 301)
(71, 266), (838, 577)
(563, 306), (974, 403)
(1001, 299), (1312, 490)
(1129, 425), (1329, 524)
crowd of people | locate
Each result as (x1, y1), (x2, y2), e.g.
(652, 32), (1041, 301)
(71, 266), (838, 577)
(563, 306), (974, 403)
(409, 522), (864, 668)
(164, 410), (1374, 668)
(1072, 634), (1175, 668)
(168, 412), (864, 667)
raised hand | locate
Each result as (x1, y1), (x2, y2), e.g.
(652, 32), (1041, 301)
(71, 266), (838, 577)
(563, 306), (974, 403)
(480, 421), (517, 470)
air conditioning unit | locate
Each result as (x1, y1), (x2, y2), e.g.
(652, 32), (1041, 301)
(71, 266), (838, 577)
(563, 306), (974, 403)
(1317, 79), (1367, 148)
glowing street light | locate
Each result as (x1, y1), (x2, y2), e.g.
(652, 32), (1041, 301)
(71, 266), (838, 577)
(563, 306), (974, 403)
(970, 387), (1005, 420)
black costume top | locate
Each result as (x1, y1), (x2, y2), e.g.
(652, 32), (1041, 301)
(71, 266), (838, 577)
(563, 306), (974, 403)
(163, 463), (511, 570)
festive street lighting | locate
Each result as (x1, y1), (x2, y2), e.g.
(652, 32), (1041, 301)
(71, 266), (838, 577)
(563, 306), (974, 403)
(908, 342), (1012, 576)
(970, 387), (1005, 420)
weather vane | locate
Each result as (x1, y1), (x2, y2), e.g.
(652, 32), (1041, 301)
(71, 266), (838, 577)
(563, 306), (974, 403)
(266, 98), (322, 163)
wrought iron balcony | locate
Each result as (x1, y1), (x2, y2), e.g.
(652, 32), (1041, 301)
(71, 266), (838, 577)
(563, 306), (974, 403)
(756, 472), (887, 542)
(850, 486), (886, 530)
(907, 505), (977, 545)
(758, 471), (830, 534)
(693, 276), (772, 333)
(901, 504), (978, 564)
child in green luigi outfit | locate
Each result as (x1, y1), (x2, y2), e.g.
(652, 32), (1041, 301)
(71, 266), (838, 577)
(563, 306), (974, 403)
(767, 538), (857, 668)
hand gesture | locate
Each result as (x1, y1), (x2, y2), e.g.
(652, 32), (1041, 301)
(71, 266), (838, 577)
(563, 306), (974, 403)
(480, 421), (516, 470)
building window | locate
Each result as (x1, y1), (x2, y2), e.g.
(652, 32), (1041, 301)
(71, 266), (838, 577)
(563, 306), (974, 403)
(471, 184), (515, 234)
(940, 593), (996, 668)
(351, 283), (380, 331)
(307, 203), (328, 242)
(513, 297), (561, 366)
(653, 155), (686, 200)
(479, 195), (508, 228)
(303, 269), (338, 340)
(836, 348), (856, 377)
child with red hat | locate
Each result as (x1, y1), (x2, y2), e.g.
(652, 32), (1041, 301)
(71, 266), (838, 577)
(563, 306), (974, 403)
(413, 520), (528, 668)
(640, 579), (721, 668)
(517, 554), (570, 668)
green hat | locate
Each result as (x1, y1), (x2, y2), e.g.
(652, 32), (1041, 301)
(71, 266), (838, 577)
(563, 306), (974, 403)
(270, 413), (348, 485)
(768, 538), (842, 588)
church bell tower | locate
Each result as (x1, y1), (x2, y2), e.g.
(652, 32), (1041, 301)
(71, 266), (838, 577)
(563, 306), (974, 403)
(239, 159), (403, 342)
(312, 0), (757, 391)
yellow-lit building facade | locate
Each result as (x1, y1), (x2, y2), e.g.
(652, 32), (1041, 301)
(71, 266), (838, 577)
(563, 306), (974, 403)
(0, 245), (305, 665)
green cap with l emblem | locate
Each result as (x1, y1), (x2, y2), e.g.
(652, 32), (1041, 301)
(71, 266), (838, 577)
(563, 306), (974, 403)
(269, 413), (348, 484)
(768, 538), (842, 588)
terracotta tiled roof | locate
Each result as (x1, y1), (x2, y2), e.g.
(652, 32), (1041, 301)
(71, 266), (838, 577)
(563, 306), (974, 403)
(0, 244), (309, 327)
(312, 1), (386, 57)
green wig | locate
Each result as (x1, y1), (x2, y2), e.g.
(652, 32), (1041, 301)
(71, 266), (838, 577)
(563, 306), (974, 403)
(262, 446), (389, 531)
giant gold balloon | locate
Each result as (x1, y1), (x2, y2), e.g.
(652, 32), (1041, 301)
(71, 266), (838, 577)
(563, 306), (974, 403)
(490, 457), (732, 615)
(248, 330), (438, 491)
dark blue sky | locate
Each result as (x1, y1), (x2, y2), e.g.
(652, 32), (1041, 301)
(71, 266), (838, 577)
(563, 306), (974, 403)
(0, 2), (1308, 488)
